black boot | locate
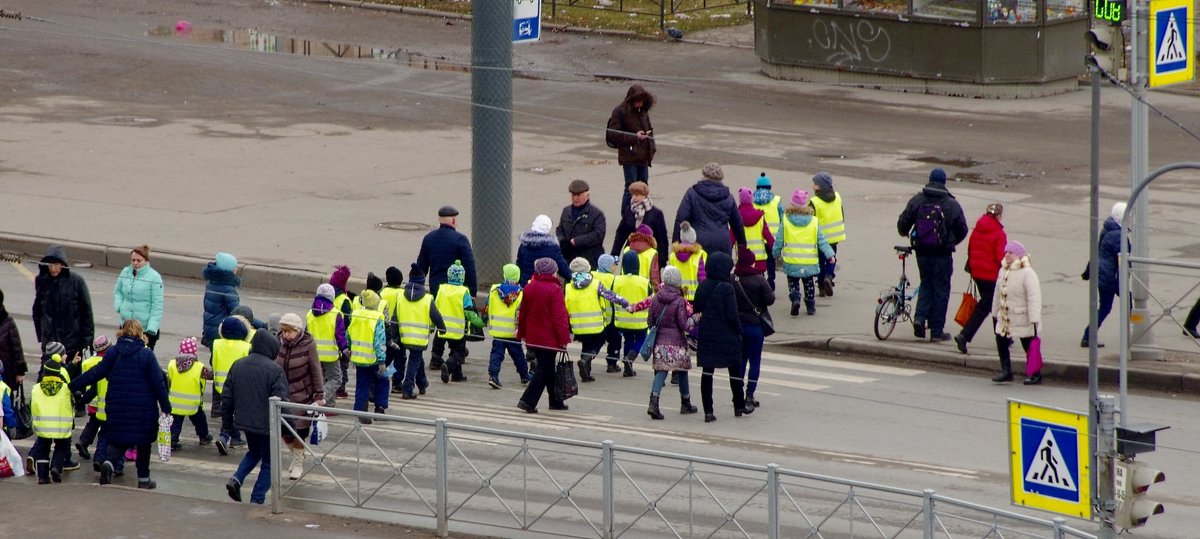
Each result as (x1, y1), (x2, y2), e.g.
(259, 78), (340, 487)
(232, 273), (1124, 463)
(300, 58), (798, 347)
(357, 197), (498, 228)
(745, 392), (759, 408)
(581, 354), (596, 382)
(36, 460), (50, 485)
(622, 353), (636, 377)
(992, 357), (1013, 383)
(647, 395), (664, 420)
(680, 396), (698, 414)
(1023, 373), (1043, 385)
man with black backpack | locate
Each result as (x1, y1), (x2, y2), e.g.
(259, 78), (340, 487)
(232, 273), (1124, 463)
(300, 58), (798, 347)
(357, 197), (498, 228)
(897, 168), (970, 342)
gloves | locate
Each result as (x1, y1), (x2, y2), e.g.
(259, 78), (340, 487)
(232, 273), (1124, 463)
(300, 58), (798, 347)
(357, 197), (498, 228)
(1033, 323), (1039, 338)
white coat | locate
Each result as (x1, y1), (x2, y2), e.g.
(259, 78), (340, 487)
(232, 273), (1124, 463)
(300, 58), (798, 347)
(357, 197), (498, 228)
(992, 255), (1042, 339)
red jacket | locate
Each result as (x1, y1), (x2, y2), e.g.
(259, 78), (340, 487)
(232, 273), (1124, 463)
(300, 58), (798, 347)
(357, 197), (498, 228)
(967, 213), (1006, 281)
(516, 274), (571, 350)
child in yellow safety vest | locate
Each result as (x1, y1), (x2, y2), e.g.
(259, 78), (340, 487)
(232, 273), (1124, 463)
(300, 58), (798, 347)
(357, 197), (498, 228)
(212, 315), (251, 455)
(594, 254), (623, 373)
(393, 264), (446, 400)
(612, 251), (652, 378)
(735, 188), (775, 277)
(772, 189), (836, 317)
(167, 337), (214, 450)
(348, 290), (389, 422)
(486, 264), (531, 389)
(434, 260), (484, 384)
(809, 172), (846, 298)
(566, 257), (630, 383)
(29, 356), (75, 484)
(620, 224), (661, 290)
(752, 173), (784, 291)
(75, 335), (112, 461)
(379, 266), (406, 392)
(668, 221), (708, 302)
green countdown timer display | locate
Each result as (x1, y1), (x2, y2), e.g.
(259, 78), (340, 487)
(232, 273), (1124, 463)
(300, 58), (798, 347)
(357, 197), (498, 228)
(1095, 0), (1126, 23)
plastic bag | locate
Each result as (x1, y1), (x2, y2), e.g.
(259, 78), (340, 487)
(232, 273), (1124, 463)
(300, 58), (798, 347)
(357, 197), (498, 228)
(309, 412), (328, 446)
(0, 428), (24, 477)
(156, 414), (173, 462)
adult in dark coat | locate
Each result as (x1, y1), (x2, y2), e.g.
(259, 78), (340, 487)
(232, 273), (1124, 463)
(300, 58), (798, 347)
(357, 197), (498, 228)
(223, 330), (288, 505)
(673, 163), (746, 257)
(1083, 203), (1128, 346)
(896, 168), (969, 341)
(417, 206), (478, 296)
(0, 288), (26, 392)
(557, 180), (607, 269)
(202, 253), (241, 349)
(691, 252), (752, 422)
(606, 84), (657, 210)
(733, 246), (775, 408)
(611, 181), (670, 267)
(517, 258), (573, 414)
(516, 215), (572, 285)
(69, 320), (171, 488)
(32, 245), (94, 365)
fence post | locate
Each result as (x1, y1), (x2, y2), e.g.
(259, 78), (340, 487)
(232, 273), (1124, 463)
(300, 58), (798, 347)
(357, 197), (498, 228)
(1052, 517), (1065, 539)
(922, 489), (935, 539)
(659, 0), (666, 30)
(269, 397), (282, 514)
(436, 418), (449, 537)
(767, 464), (780, 539)
(602, 440), (614, 539)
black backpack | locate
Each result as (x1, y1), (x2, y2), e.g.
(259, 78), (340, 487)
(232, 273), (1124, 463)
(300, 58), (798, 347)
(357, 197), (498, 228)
(911, 203), (948, 249)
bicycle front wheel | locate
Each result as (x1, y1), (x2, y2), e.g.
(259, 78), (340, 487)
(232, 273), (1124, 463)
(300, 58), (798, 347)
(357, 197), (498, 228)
(874, 295), (899, 340)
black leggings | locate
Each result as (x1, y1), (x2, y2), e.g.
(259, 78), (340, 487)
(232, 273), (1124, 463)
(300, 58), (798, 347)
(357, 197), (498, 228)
(700, 364), (746, 415)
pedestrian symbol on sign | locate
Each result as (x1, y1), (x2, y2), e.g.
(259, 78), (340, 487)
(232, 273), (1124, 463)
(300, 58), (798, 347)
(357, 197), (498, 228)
(1156, 13), (1187, 64)
(1025, 429), (1077, 491)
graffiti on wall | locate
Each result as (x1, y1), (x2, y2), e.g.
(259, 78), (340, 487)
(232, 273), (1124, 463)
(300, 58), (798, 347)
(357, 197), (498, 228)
(811, 19), (892, 64)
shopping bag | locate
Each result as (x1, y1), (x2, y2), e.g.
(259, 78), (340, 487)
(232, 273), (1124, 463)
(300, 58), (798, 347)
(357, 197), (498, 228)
(1025, 336), (1043, 376)
(0, 428), (24, 477)
(156, 414), (173, 462)
(309, 412), (328, 446)
(11, 385), (34, 440)
(953, 281), (978, 327)
(553, 352), (578, 401)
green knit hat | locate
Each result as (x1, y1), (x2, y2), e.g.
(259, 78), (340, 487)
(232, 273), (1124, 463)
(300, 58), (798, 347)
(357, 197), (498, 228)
(502, 264), (520, 284)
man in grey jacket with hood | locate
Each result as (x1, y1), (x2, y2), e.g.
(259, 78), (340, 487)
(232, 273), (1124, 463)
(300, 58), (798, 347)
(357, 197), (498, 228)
(223, 331), (289, 505)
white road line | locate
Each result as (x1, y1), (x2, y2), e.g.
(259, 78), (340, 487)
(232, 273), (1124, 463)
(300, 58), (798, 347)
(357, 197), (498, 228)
(757, 364), (876, 384)
(760, 351), (924, 376)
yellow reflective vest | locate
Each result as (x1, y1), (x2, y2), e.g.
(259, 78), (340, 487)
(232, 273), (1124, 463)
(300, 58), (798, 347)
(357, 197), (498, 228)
(754, 194), (782, 231)
(352, 294), (390, 320)
(613, 274), (651, 330)
(810, 193), (846, 244)
(565, 280), (606, 335)
(592, 271), (616, 326)
(744, 218), (768, 262)
(782, 219), (820, 266)
(669, 250), (707, 301)
(348, 307), (384, 366)
(395, 293), (435, 347)
(487, 286), (521, 339)
(306, 310), (341, 363)
(167, 359), (206, 416)
(31, 377), (73, 439)
(380, 286), (404, 320)
(621, 247), (657, 282)
(211, 338), (251, 394)
(81, 354), (109, 420)
(435, 284), (469, 340)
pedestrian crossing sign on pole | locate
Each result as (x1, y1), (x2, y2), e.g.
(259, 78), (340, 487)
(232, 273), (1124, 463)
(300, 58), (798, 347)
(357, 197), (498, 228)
(1008, 400), (1092, 519)
(1149, 0), (1194, 87)
(513, 0), (542, 44)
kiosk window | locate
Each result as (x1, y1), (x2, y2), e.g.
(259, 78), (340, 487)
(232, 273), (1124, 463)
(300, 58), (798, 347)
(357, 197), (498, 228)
(987, 0), (1038, 23)
(1045, 0), (1083, 19)
(913, 0), (980, 21)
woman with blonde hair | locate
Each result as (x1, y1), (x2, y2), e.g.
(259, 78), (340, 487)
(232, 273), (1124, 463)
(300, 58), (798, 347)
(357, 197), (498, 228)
(991, 241), (1043, 385)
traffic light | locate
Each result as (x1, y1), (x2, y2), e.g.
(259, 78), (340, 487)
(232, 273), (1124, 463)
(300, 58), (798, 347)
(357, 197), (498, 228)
(1114, 460), (1165, 529)
(1085, 24), (1123, 74)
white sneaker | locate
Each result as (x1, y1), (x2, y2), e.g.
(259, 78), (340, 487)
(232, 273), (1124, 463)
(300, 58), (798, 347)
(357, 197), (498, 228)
(289, 449), (304, 480)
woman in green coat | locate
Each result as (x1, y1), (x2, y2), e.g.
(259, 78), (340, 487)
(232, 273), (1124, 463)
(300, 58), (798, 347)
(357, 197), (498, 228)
(114, 245), (164, 350)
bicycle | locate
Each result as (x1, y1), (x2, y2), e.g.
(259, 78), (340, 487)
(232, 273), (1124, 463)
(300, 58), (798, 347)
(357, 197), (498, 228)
(874, 245), (920, 340)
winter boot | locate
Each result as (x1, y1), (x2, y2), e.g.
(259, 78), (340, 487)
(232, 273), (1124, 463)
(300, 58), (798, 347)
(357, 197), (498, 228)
(50, 465), (62, 483)
(992, 357), (1013, 383)
(680, 395), (698, 414)
(820, 275), (835, 297)
(36, 460), (50, 485)
(647, 395), (664, 420)
(606, 359), (621, 373)
(790, 300), (801, 316)
(745, 391), (760, 408)
(287, 448), (302, 480)
(577, 359), (591, 383)
(805, 299), (816, 316)
(580, 354), (596, 382)
(622, 353), (637, 377)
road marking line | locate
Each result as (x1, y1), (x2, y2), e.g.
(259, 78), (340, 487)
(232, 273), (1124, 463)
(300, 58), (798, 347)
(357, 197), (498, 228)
(9, 260), (35, 281)
(761, 351), (924, 376)
(757, 365), (876, 384)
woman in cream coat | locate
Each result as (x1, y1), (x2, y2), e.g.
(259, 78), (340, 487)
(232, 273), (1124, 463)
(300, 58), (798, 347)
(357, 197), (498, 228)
(991, 240), (1043, 384)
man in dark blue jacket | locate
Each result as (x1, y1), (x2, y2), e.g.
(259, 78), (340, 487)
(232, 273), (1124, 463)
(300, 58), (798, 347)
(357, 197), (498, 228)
(416, 206), (478, 297)
(896, 168), (969, 342)
(223, 331), (288, 505)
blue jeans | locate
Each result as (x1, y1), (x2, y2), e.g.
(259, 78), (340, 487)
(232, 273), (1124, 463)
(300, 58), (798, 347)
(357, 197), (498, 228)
(232, 431), (271, 504)
(354, 365), (390, 411)
(620, 328), (647, 357)
(621, 165), (649, 209)
(488, 340), (529, 380)
(651, 370), (689, 397)
(914, 254), (954, 335)
(741, 324), (764, 396)
(400, 348), (428, 396)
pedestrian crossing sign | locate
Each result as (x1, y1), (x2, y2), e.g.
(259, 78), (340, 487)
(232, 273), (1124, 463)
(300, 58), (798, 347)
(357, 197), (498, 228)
(1149, 0), (1194, 87)
(1008, 400), (1091, 519)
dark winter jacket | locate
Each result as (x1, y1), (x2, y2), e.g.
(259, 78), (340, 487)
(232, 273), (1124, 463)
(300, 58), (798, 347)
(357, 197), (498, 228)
(223, 331), (289, 436)
(612, 204), (670, 267)
(0, 310), (26, 390)
(275, 331), (323, 407)
(516, 231), (572, 285)
(896, 183), (969, 256)
(647, 285), (691, 348)
(733, 272), (775, 327)
(417, 223), (478, 296)
(401, 282), (446, 350)
(516, 274), (571, 351)
(557, 201), (607, 268)
(201, 262), (241, 348)
(966, 213), (1006, 282)
(69, 336), (170, 446)
(674, 181), (746, 256)
(32, 246), (94, 353)
(692, 252), (742, 368)
(606, 84), (656, 166)
(1097, 217), (1123, 292)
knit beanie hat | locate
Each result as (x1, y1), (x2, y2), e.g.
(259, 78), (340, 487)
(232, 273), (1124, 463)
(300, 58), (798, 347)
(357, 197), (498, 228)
(132, 244), (151, 261)
(215, 252), (237, 272)
(813, 172), (834, 192)
(329, 265), (351, 291)
(791, 189), (809, 206)
(316, 283), (336, 301)
(661, 265), (683, 288)
(738, 187), (753, 206)
(43, 341), (66, 357)
(756, 172), (771, 189)
(267, 313), (281, 334)
(534, 257), (558, 275)
(219, 316), (250, 341)
(635, 224), (653, 237)
(621, 249), (640, 275)
(569, 257), (591, 274)
(232, 305), (256, 325)
(447, 260), (466, 285)
(366, 272), (383, 293)
(178, 337), (198, 358)
(597, 254), (617, 274)
(1111, 202), (1127, 224)
(929, 168), (947, 185)
(679, 221), (697, 244)
(628, 181), (649, 197)
(532, 214), (552, 235)
(385, 266), (403, 287)
(701, 162), (724, 181)
(279, 313), (303, 331)
(409, 263), (427, 285)
(42, 356), (64, 378)
(502, 263), (521, 284)
(359, 289), (381, 310)
(92, 335), (112, 354)
(1004, 240), (1027, 258)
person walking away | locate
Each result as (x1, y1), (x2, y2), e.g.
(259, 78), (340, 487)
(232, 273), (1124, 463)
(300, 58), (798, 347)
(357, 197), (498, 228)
(1081, 202), (1127, 348)
(166, 337), (213, 450)
(517, 258), (573, 413)
(566, 258), (630, 382)
(32, 245), (93, 405)
(606, 84), (656, 210)
(0, 288), (26, 395)
(735, 187), (773, 285)
(674, 163), (746, 257)
(611, 252), (649, 378)
(992, 241), (1043, 384)
(487, 264), (531, 389)
(327, 265), (355, 400)
(212, 315), (251, 454)
(752, 173), (784, 291)
(353, 272), (386, 312)
(222, 331), (288, 505)
(774, 190), (836, 316)
(348, 290), (389, 424)
(896, 168), (969, 342)
(954, 203), (1006, 354)
(394, 264), (445, 400)
(557, 180), (608, 269)
(202, 252), (240, 349)
(74, 336), (110, 464)
(516, 215), (571, 285)
(380, 267), (406, 392)
(810, 172), (846, 297)
(594, 254), (622, 372)
(611, 181), (669, 271)
(734, 245), (775, 408)
(668, 222), (709, 300)
(641, 266), (697, 419)
(417, 205), (478, 298)
(435, 261), (484, 384)
(29, 356), (74, 484)
(620, 224), (661, 289)
(113, 245), (164, 350)
(274, 312), (324, 479)
(307, 284), (349, 410)
(69, 319), (171, 488)
(692, 252), (753, 423)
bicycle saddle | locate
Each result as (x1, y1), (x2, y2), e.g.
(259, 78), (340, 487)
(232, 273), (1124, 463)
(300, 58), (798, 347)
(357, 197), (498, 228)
(893, 245), (913, 254)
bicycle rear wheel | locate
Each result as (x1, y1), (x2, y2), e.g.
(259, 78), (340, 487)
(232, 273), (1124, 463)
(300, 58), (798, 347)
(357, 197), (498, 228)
(874, 295), (899, 340)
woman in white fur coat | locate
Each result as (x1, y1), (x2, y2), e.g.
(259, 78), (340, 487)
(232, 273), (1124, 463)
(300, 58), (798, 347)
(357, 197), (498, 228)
(991, 240), (1043, 384)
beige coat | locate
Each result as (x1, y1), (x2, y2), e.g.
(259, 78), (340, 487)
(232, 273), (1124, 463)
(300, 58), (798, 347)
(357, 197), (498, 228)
(992, 256), (1042, 338)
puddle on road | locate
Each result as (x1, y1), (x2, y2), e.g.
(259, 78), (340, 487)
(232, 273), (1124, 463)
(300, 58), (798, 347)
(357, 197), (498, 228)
(911, 155), (984, 168)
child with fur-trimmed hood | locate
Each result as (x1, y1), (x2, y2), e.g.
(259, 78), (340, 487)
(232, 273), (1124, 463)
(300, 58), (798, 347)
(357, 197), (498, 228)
(668, 222), (708, 301)
(772, 190), (836, 316)
(622, 224), (661, 289)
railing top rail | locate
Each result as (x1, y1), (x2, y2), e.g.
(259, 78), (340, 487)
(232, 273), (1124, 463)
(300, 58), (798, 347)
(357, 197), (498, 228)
(775, 466), (926, 497)
(1127, 255), (1200, 271)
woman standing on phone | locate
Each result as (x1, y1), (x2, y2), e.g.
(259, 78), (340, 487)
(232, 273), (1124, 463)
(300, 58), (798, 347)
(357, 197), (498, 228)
(991, 240), (1043, 385)
(113, 245), (164, 350)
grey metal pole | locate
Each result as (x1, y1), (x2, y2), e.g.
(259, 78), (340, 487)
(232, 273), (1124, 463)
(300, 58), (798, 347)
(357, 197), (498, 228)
(602, 440), (614, 539)
(921, 489), (935, 539)
(471, 0), (513, 286)
(1097, 395), (1118, 539)
(1087, 61), (1103, 534)
(767, 464), (780, 539)
(1128, 0), (1161, 360)
(436, 418), (449, 537)
(269, 396), (283, 514)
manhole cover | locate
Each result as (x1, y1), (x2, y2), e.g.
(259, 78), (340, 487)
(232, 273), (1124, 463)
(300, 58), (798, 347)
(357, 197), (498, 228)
(377, 221), (431, 232)
(89, 116), (160, 126)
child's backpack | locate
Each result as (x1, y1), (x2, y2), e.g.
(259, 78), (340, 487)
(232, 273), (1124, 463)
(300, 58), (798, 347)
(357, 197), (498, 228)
(911, 202), (948, 250)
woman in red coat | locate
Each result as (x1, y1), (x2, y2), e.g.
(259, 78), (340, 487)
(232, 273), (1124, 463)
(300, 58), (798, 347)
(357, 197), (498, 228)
(517, 258), (573, 413)
(954, 204), (1007, 354)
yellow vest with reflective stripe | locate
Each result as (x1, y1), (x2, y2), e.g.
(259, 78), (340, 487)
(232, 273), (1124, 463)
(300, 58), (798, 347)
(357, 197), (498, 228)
(810, 192), (846, 244)
(782, 218), (820, 266)
(435, 284), (468, 340)
(380, 286), (404, 320)
(669, 250), (707, 301)
(334, 293), (351, 315)
(351, 295), (390, 319)
(81, 355), (109, 420)
(564, 280), (606, 335)
(31, 378), (73, 439)
(348, 308), (384, 366)
(306, 310), (340, 363)
(744, 218), (768, 262)
(613, 274), (651, 329)
(487, 286), (521, 339)
(395, 294), (434, 347)
(754, 194), (782, 230)
(167, 359), (206, 416)
(592, 271), (615, 325)
(621, 247), (657, 282)
(211, 338), (251, 394)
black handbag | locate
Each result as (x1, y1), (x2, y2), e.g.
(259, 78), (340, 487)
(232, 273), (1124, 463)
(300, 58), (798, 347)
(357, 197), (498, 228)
(11, 385), (35, 440)
(735, 277), (775, 337)
(553, 351), (578, 401)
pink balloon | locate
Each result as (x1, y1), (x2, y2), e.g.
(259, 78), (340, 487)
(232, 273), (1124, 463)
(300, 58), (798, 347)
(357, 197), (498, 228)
(174, 20), (192, 33)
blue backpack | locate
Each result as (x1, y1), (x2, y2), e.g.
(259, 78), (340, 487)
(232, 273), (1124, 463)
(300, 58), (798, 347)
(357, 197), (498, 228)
(911, 203), (947, 249)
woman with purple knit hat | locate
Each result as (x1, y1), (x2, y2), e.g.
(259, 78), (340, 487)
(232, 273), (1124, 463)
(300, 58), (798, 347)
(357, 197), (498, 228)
(991, 240), (1043, 385)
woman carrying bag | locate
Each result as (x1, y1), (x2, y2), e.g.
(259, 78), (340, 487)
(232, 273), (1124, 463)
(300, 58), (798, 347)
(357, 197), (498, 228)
(954, 203), (1006, 354)
(991, 240), (1044, 385)
(638, 266), (697, 420)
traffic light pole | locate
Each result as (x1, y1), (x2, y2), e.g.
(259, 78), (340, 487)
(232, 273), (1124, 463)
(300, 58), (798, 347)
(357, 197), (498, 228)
(1127, 0), (1162, 361)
